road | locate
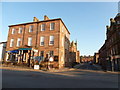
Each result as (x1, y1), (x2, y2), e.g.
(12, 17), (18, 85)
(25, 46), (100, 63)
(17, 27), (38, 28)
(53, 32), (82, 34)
(2, 68), (119, 88)
(74, 63), (102, 70)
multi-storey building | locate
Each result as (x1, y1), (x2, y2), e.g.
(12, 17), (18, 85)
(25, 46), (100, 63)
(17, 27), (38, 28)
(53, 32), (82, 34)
(5, 15), (71, 68)
(93, 52), (99, 64)
(98, 42), (107, 70)
(69, 41), (80, 67)
(98, 13), (120, 71)
(80, 55), (93, 63)
(0, 42), (7, 62)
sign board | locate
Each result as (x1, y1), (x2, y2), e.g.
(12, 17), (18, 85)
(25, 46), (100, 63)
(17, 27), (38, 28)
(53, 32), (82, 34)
(32, 48), (38, 52)
(34, 65), (39, 70)
(49, 57), (54, 61)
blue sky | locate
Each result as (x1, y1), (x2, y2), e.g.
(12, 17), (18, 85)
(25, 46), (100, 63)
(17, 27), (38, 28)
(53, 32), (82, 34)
(1, 2), (118, 56)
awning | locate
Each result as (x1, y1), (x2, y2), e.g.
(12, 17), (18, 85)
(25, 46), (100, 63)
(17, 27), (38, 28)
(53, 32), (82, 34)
(6, 50), (19, 53)
(18, 48), (32, 50)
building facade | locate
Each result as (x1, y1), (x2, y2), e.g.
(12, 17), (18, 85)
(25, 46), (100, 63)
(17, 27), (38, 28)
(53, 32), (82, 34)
(93, 52), (99, 64)
(98, 13), (120, 71)
(69, 41), (80, 67)
(5, 15), (71, 68)
(0, 42), (7, 62)
(80, 55), (94, 63)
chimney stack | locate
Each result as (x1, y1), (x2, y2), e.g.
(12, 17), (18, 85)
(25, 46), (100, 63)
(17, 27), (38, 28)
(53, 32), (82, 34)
(33, 17), (39, 22)
(44, 15), (49, 20)
(106, 25), (110, 31)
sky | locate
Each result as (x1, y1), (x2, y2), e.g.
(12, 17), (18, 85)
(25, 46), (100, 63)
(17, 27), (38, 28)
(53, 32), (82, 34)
(0, 2), (118, 56)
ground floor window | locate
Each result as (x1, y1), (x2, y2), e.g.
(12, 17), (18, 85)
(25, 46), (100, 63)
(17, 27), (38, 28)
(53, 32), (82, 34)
(49, 51), (54, 57)
(54, 56), (58, 61)
(40, 51), (44, 57)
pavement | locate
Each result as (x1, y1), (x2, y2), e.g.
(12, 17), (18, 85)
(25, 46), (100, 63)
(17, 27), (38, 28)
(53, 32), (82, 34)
(1, 65), (119, 88)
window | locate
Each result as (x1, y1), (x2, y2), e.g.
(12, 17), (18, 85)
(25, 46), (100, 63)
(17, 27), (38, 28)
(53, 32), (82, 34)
(17, 38), (21, 47)
(41, 24), (45, 31)
(28, 37), (32, 46)
(49, 51), (54, 56)
(40, 51), (44, 57)
(40, 36), (45, 46)
(10, 39), (14, 47)
(49, 36), (54, 45)
(117, 21), (120, 24)
(11, 28), (15, 34)
(29, 25), (33, 32)
(50, 23), (55, 30)
(18, 27), (22, 34)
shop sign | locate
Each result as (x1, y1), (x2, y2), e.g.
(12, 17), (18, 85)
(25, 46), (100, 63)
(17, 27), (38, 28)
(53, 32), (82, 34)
(34, 65), (39, 70)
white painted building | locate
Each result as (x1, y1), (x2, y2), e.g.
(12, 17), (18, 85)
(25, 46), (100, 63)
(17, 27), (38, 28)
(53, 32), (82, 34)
(0, 42), (7, 62)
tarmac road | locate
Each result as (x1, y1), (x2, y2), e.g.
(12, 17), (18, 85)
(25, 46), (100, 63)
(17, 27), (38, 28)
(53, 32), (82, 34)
(2, 68), (119, 88)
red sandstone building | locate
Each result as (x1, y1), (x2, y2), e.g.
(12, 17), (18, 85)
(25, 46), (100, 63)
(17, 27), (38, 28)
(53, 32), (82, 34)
(69, 41), (80, 66)
(80, 55), (93, 63)
(5, 15), (80, 68)
(98, 13), (120, 71)
(93, 52), (99, 64)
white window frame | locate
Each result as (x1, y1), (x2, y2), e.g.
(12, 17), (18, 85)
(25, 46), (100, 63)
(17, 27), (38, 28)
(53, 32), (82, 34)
(28, 37), (32, 46)
(10, 39), (14, 47)
(17, 38), (21, 47)
(12, 28), (15, 34)
(18, 27), (22, 34)
(40, 36), (45, 46)
(49, 36), (54, 45)
(41, 24), (45, 31)
(29, 25), (33, 32)
(50, 23), (55, 30)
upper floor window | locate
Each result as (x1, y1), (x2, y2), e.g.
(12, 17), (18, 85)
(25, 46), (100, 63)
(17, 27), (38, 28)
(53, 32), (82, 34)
(11, 28), (15, 34)
(41, 24), (45, 31)
(29, 25), (33, 32)
(40, 36), (45, 46)
(28, 37), (32, 46)
(10, 39), (14, 47)
(17, 38), (21, 47)
(50, 23), (55, 30)
(117, 21), (120, 24)
(49, 36), (54, 45)
(18, 27), (22, 34)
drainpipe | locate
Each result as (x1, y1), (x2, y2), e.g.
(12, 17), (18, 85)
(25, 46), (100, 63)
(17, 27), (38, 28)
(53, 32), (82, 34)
(35, 23), (39, 48)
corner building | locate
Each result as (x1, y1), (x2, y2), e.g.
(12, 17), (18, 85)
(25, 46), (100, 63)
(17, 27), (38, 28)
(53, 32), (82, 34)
(6, 15), (70, 68)
(98, 13), (120, 71)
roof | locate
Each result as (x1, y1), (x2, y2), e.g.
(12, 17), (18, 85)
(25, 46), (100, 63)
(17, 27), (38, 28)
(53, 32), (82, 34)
(9, 18), (61, 27)
(9, 18), (70, 34)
